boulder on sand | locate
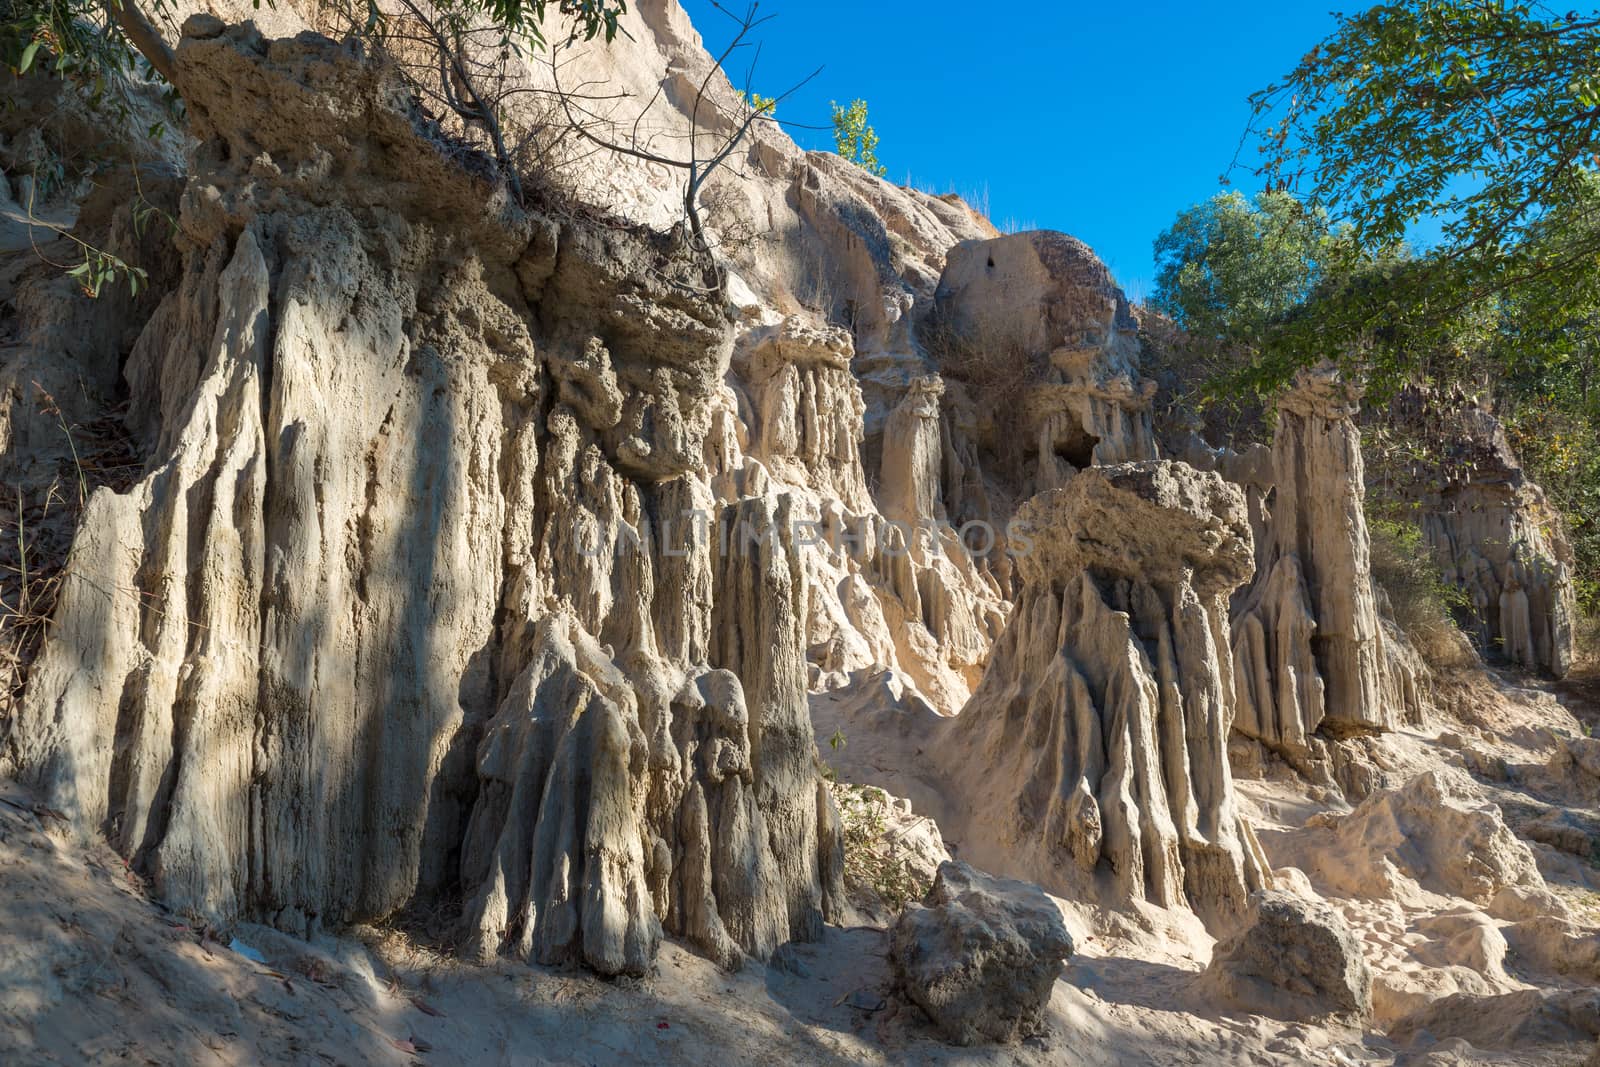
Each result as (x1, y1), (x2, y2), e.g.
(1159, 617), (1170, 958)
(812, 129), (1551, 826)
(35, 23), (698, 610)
(890, 860), (1073, 1045)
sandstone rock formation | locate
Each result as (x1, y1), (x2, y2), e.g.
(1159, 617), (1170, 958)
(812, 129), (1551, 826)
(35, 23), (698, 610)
(1503, 916), (1600, 983)
(735, 317), (870, 513)
(878, 374), (948, 528)
(890, 860), (1073, 1046)
(933, 461), (1269, 927)
(709, 317), (1007, 716)
(1198, 890), (1373, 1021)
(1275, 771), (1544, 906)
(930, 230), (1159, 497)
(6, 22), (842, 974)
(1222, 367), (1422, 760)
(5, 7), (1598, 1065)
(1416, 408), (1575, 677)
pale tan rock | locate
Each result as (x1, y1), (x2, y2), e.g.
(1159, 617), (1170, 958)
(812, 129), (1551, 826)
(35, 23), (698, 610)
(1197, 890), (1373, 1020)
(1276, 771), (1542, 905)
(1487, 884), (1573, 923)
(1226, 366), (1421, 758)
(1548, 735), (1600, 796)
(890, 860), (1073, 1046)
(1412, 911), (1510, 981)
(932, 461), (1267, 928)
(0, 166), (181, 509)
(930, 231), (1158, 497)
(1503, 916), (1600, 982)
(1417, 408), (1575, 677)
(878, 375), (948, 527)
(1388, 987), (1600, 1051)
(738, 316), (870, 513)
(830, 782), (951, 925)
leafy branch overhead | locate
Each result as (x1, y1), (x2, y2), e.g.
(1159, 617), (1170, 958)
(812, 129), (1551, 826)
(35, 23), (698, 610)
(1239, 1), (1600, 378)
(1250, 2), (1600, 256)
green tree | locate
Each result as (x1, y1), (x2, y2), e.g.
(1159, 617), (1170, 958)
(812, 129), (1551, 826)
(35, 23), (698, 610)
(831, 98), (885, 177)
(1148, 189), (1410, 428)
(1153, 182), (1600, 613)
(1235, 2), (1600, 615)
(1154, 190), (1336, 344)
(742, 90), (777, 117)
(1242, 1), (1600, 385)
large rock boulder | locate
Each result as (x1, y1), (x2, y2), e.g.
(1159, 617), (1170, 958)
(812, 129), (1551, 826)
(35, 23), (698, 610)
(1198, 890), (1372, 1020)
(931, 230), (1158, 492)
(890, 860), (1072, 1045)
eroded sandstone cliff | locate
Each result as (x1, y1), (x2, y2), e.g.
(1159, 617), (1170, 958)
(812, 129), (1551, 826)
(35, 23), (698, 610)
(2, 9), (1597, 1066)
(9, 21), (844, 975)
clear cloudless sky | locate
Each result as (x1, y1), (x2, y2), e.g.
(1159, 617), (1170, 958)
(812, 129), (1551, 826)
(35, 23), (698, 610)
(677, 0), (1341, 298)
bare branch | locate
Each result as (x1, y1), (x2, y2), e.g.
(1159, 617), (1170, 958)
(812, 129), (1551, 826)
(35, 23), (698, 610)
(107, 0), (177, 84)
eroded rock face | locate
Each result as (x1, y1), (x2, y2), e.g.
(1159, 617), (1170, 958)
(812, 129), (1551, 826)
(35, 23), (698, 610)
(932, 230), (1159, 494)
(1275, 771), (1543, 906)
(1225, 367), (1420, 757)
(1198, 890), (1372, 1021)
(890, 860), (1073, 1046)
(737, 316), (870, 513)
(878, 375), (947, 528)
(934, 461), (1268, 928)
(6, 23), (839, 974)
(1417, 409), (1575, 678)
(786, 153), (996, 449)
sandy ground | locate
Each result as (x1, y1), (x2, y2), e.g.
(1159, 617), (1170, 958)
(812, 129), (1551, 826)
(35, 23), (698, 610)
(0, 788), (1573, 1067)
(2, 667), (1598, 1066)
(0, 774), (1379, 1067)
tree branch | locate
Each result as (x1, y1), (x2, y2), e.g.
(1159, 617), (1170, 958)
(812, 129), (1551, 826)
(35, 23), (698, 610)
(108, 0), (177, 84)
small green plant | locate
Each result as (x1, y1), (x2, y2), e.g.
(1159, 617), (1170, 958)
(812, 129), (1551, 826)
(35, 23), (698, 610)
(742, 90), (777, 117)
(830, 98), (885, 177)
(828, 728), (846, 751)
(833, 783), (928, 912)
(17, 177), (150, 299)
(1368, 511), (1473, 666)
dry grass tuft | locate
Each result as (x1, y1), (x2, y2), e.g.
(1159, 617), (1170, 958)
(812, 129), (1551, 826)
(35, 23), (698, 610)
(916, 309), (1040, 411)
(1368, 514), (1476, 672)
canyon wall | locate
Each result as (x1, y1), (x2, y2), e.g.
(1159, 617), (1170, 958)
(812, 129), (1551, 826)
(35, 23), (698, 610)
(7, 23), (847, 974)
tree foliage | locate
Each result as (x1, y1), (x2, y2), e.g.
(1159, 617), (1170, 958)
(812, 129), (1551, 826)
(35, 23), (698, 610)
(2, 0), (154, 83)
(831, 97), (884, 177)
(741, 89), (776, 116)
(1226, 1), (1600, 614)
(1252, 2), (1600, 257)
(1238, 1), (1600, 387)
(1153, 191), (1336, 345)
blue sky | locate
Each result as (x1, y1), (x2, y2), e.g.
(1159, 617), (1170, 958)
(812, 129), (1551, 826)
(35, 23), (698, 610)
(679, 0), (1341, 298)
